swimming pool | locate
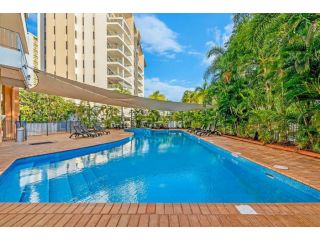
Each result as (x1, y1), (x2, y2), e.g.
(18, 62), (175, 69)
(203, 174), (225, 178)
(0, 129), (319, 203)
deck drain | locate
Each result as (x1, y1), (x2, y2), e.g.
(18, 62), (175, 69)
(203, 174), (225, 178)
(235, 205), (257, 215)
(273, 165), (289, 170)
(29, 141), (54, 145)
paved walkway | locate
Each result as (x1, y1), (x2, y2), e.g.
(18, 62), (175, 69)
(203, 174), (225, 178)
(0, 203), (320, 227)
(0, 130), (320, 227)
(0, 130), (132, 173)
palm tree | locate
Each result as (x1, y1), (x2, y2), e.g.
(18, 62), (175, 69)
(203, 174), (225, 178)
(194, 80), (210, 106)
(148, 91), (167, 101)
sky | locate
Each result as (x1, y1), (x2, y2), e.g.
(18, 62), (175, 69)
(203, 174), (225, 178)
(26, 13), (233, 101)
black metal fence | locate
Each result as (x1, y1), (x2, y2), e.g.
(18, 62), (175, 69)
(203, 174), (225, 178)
(1, 120), (81, 141)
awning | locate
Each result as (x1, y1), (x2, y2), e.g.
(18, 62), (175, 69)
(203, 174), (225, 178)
(29, 69), (205, 112)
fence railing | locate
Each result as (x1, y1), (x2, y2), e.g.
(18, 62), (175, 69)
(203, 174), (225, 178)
(1, 120), (81, 141)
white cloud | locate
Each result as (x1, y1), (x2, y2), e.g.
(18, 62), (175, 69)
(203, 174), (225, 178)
(207, 22), (233, 47)
(203, 19), (234, 66)
(144, 77), (194, 102)
(135, 14), (183, 58)
(187, 50), (202, 56)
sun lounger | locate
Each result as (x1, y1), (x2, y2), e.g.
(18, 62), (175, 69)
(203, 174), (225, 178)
(81, 125), (100, 137)
(69, 126), (92, 138)
(94, 125), (110, 135)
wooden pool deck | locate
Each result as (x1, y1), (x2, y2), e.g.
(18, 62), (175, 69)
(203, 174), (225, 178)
(0, 130), (319, 227)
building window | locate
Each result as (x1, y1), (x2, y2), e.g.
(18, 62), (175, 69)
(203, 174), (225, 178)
(93, 46), (95, 54)
(66, 57), (68, 65)
(83, 74), (85, 83)
(66, 42), (68, 49)
(75, 60), (77, 67)
(75, 30), (77, 38)
(83, 60), (85, 67)
(93, 60), (95, 68)
(53, 26), (55, 34)
(93, 32), (95, 40)
(82, 46), (84, 54)
(53, 41), (55, 50)
(82, 16), (84, 25)
(65, 26), (68, 34)
(82, 32), (84, 40)
(54, 56), (56, 65)
(75, 16), (77, 24)
(93, 16), (95, 25)
(93, 74), (95, 83)
(75, 45), (77, 53)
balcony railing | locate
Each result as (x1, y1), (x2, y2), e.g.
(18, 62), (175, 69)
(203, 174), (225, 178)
(0, 27), (19, 50)
(0, 27), (32, 88)
(107, 57), (132, 75)
(107, 17), (131, 40)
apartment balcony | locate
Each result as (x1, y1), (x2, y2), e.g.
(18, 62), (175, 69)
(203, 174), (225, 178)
(107, 17), (132, 45)
(107, 35), (132, 56)
(137, 70), (144, 80)
(107, 44), (132, 66)
(137, 86), (143, 94)
(107, 68), (132, 90)
(0, 27), (31, 88)
(107, 57), (132, 77)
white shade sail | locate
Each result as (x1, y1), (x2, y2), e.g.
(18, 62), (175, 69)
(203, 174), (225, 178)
(29, 69), (206, 112)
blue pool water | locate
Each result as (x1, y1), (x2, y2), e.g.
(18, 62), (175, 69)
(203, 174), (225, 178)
(0, 129), (319, 203)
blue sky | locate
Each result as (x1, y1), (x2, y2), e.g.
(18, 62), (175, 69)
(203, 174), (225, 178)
(26, 13), (233, 101)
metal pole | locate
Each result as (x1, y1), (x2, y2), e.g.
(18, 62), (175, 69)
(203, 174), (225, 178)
(46, 122), (49, 136)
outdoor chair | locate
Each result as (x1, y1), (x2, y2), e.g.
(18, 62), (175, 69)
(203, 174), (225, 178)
(194, 125), (205, 135)
(196, 125), (212, 136)
(200, 125), (222, 136)
(80, 125), (100, 137)
(69, 126), (92, 138)
(94, 125), (110, 135)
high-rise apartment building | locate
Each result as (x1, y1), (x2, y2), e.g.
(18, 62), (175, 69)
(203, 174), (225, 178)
(26, 32), (39, 85)
(38, 13), (145, 97)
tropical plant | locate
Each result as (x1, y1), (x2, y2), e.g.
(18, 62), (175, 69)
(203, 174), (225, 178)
(19, 90), (76, 122)
(148, 90), (167, 101)
(183, 13), (320, 152)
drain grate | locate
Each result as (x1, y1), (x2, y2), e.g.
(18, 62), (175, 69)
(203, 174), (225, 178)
(29, 141), (54, 145)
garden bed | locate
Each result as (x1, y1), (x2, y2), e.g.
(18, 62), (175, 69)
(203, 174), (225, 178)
(224, 135), (320, 159)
